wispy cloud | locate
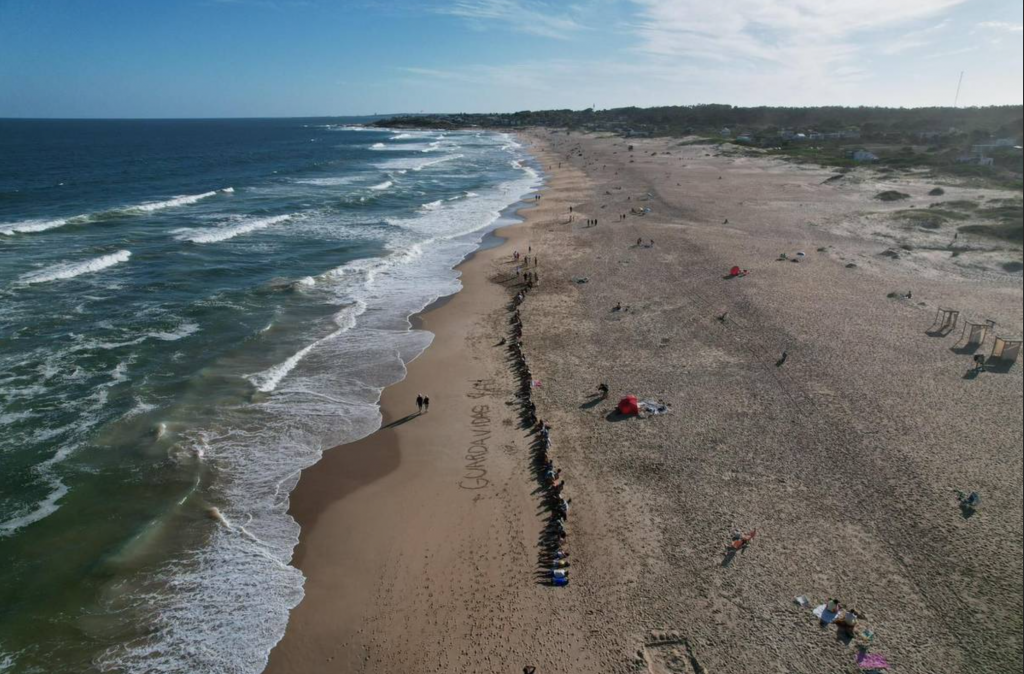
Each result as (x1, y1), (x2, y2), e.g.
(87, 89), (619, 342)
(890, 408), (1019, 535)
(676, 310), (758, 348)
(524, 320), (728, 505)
(923, 45), (979, 60)
(436, 0), (587, 39)
(625, 1), (969, 98)
(975, 21), (1024, 33)
(880, 19), (950, 55)
(399, 0), (1011, 108)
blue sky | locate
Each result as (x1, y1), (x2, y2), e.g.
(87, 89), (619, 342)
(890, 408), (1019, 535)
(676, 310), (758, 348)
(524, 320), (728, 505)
(0, 0), (1021, 118)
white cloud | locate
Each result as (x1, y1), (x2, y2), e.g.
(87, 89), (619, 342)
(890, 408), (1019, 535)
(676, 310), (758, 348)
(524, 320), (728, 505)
(402, 0), (1017, 108)
(975, 21), (1024, 33)
(624, 1), (969, 101)
(437, 1), (587, 39)
(923, 45), (979, 59)
(880, 19), (950, 55)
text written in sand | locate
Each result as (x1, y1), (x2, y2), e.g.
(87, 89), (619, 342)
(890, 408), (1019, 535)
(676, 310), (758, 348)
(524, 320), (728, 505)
(459, 402), (492, 491)
(467, 378), (499, 400)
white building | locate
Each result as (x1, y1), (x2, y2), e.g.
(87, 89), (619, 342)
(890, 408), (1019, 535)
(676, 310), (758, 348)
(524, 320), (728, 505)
(851, 150), (879, 162)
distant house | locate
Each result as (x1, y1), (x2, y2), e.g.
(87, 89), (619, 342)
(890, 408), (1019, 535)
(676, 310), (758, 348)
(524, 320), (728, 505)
(973, 139), (1019, 153)
(851, 150), (878, 162)
(956, 155), (994, 167)
(736, 134), (753, 143)
(720, 127), (731, 138)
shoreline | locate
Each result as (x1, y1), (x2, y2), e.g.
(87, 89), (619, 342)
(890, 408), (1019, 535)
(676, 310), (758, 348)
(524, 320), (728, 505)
(263, 135), (558, 673)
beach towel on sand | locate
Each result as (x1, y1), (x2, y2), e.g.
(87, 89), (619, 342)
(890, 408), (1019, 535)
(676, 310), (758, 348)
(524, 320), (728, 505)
(856, 652), (890, 669)
(814, 604), (840, 624)
(639, 400), (669, 415)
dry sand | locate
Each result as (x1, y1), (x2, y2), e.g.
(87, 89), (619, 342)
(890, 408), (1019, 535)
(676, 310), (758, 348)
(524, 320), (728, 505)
(265, 131), (1022, 674)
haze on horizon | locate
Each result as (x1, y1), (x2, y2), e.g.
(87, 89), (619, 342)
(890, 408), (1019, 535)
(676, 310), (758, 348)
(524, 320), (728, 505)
(0, 0), (1021, 119)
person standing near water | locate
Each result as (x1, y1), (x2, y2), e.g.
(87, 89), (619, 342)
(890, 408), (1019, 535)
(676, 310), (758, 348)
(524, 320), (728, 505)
(416, 394), (424, 413)
(423, 396), (430, 413)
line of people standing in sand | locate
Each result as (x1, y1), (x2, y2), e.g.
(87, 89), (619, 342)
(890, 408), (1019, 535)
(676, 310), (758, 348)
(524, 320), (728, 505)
(505, 251), (571, 587)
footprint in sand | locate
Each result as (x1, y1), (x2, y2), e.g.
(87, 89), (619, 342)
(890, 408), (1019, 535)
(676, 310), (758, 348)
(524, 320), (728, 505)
(639, 632), (706, 674)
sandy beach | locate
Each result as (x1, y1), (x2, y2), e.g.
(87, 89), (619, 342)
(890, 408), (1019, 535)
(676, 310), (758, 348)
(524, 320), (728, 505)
(265, 131), (1022, 674)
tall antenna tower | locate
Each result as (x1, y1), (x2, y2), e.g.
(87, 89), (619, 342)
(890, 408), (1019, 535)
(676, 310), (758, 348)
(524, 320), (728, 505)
(953, 71), (964, 107)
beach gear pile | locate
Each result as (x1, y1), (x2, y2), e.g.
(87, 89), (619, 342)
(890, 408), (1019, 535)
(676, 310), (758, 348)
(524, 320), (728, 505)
(506, 253), (571, 587)
(798, 596), (889, 670)
(728, 266), (749, 278)
(616, 395), (671, 418)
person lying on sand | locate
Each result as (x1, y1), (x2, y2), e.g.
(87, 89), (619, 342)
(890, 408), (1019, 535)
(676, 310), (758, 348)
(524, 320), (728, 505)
(728, 529), (757, 550)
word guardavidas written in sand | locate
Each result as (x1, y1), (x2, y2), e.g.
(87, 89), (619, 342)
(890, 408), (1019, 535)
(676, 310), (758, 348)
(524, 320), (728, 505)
(460, 379), (498, 491)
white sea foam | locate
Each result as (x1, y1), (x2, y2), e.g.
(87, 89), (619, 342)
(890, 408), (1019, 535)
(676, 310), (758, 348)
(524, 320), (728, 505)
(1, 218), (74, 236)
(293, 176), (358, 186)
(369, 180), (393, 191)
(370, 142), (386, 149)
(149, 322), (200, 341)
(447, 191), (479, 201)
(73, 322), (199, 351)
(0, 411), (37, 427)
(420, 199), (443, 211)
(375, 153), (463, 172)
(390, 133), (414, 140)
(123, 398), (158, 419)
(1, 189), (231, 237)
(90, 130), (544, 674)
(130, 188), (232, 213)
(245, 301), (365, 393)
(0, 476), (69, 538)
(176, 215), (291, 244)
(18, 250), (132, 285)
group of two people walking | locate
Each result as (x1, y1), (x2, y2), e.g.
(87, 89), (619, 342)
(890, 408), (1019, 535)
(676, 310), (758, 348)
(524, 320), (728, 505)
(415, 394), (430, 414)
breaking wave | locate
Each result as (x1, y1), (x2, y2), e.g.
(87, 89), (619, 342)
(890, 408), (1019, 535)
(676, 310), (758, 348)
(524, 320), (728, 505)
(175, 215), (292, 244)
(18, 250), (132, 285)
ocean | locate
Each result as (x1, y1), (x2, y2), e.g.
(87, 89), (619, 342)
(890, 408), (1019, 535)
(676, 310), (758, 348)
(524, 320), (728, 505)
(0, 118), (540, 673)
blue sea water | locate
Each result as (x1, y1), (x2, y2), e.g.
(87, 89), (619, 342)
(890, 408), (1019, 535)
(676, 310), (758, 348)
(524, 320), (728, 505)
(0, 118), (539, 673)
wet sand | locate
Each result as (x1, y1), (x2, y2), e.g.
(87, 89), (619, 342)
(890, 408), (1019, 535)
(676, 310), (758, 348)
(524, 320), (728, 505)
(265, 131), (1022, 674)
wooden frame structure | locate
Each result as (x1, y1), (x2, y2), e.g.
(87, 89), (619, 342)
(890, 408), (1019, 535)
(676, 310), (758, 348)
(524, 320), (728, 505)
(930, 307), (960, 335)
(990, 337), (1022, 364)
(955, 319), (996, 350)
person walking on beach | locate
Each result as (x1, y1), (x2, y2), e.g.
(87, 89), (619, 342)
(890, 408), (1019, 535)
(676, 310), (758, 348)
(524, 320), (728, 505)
(416, 395), (424, 414)
(423, 396), (430, 413)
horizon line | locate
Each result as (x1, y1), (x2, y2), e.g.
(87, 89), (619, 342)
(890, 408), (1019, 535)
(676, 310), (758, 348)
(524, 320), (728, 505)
(3, 103), (1023, 122)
